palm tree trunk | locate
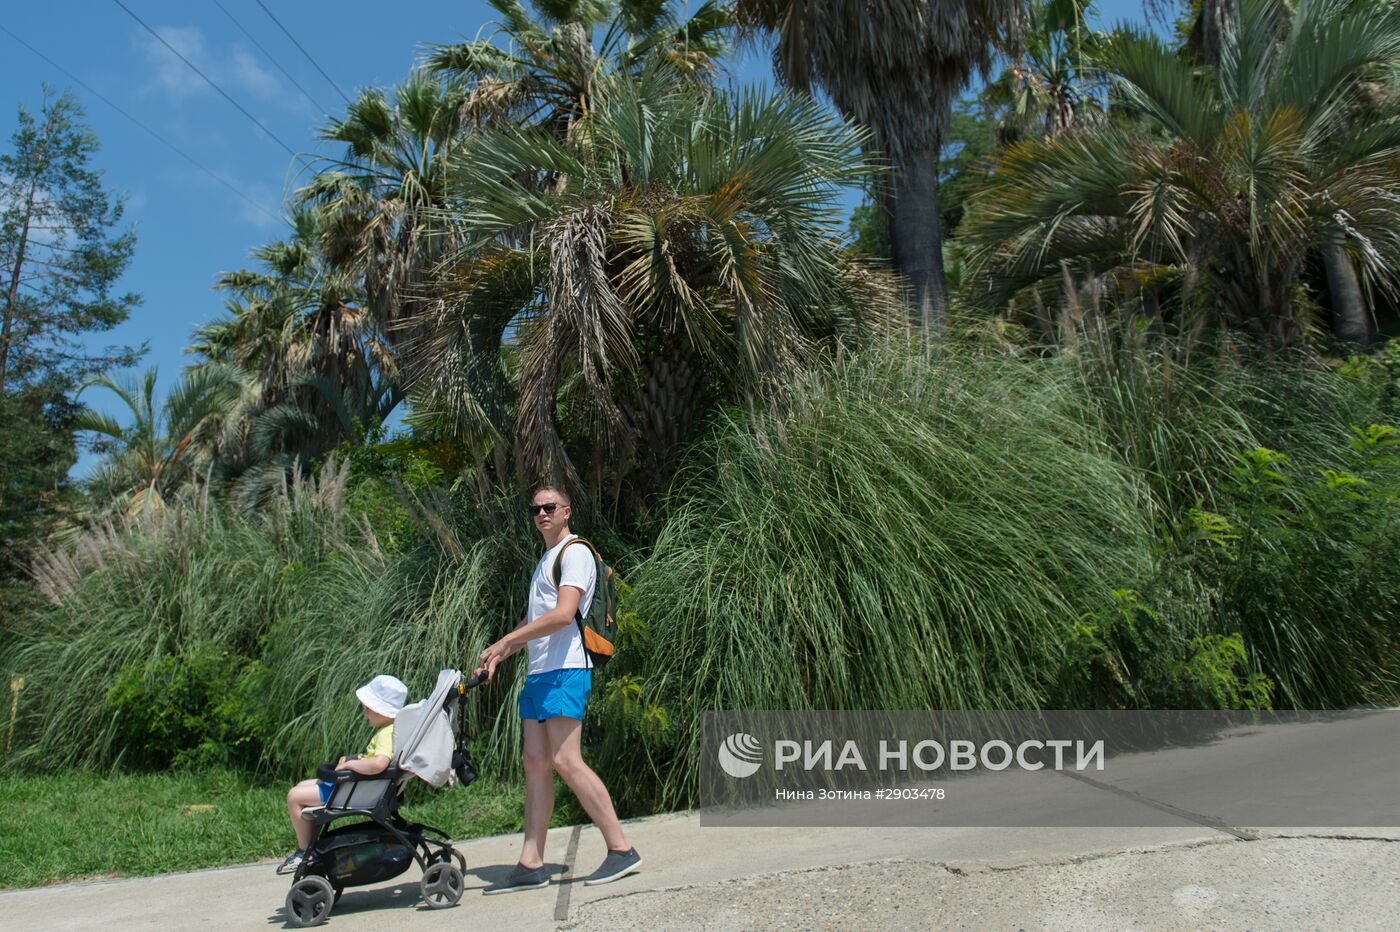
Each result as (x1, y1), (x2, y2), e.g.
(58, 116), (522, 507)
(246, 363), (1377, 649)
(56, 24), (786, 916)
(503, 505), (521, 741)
(637, 338), (704, 494)
(1323, 228), (1374, 350)
(1199, 0), (1234, 67)
(888, 147), (950, 335)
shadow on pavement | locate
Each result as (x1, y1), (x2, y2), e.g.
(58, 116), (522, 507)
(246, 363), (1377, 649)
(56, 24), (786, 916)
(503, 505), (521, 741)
(264, 861), (571, 927)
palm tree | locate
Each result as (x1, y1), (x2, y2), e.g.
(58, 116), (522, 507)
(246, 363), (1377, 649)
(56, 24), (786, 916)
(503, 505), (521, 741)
(733, 0), (1022, 333)
(406, 69), (899, 508)
(960, 0), (1400, 347)
(302, 5), (730, 362)
(194, 207), (395, 475)
(424, 0), (730, 129)
(297, 73), (470, 342)
(200, 208), (385, 397)
(994, 0), (1104, 142)
(75, 365), (245, 514)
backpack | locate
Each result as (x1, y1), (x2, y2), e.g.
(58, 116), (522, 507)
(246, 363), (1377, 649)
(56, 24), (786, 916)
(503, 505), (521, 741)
(552, 537), (617, 668)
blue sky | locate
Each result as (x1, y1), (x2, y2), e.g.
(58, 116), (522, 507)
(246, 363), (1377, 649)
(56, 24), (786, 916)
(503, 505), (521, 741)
(0, 1), (1147, 477)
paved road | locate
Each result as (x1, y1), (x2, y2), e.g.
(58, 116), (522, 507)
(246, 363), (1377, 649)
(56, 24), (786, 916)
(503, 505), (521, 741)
(4, 711), (1398, 929)
(566, 834), (1400, 931)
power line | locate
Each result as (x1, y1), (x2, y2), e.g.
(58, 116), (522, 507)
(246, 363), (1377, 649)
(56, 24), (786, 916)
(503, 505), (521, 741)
(210, 0), (331, 117)
(110, 0), (302, 160)
(0, 23), (282, 226)
(254, 0), (353, 106)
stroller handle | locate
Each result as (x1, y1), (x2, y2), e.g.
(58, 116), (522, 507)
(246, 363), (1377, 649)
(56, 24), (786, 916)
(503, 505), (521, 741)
(462, 670), (488, 690)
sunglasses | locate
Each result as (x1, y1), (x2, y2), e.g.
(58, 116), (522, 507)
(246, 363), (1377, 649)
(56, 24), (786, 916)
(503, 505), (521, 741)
(528, 502), (561, 516)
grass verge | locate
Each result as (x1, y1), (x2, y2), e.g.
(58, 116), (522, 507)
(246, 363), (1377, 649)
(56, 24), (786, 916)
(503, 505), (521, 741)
(0, 768), (581, 890)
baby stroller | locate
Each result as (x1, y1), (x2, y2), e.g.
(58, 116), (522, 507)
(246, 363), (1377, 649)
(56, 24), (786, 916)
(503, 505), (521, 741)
(283, 668), (486, 927)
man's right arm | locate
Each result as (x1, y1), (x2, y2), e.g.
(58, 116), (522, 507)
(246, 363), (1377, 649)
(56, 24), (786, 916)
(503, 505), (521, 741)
(503, 615), (528, 656)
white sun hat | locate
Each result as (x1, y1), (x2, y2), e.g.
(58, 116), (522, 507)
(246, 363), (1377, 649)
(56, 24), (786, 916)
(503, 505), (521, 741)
(356, 674), (409, 718)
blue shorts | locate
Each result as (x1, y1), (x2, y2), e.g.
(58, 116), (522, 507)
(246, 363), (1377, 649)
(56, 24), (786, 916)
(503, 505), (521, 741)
(317, 780), (335, 805)
(519, 668), (591, 721)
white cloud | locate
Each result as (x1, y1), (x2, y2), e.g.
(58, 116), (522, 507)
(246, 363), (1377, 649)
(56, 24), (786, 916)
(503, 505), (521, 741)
(166, 161), (284, 231)
(228, 47), (280, 98)
(138, 25), (282, 103)
(233, 180), (283, 230)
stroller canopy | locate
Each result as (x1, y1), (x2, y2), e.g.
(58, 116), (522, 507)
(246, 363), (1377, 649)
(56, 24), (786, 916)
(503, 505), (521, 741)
(391, 669), (462, 788)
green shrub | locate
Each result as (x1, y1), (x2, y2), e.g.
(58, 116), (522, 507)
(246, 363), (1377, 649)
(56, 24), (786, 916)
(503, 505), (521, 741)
(106, 645), (273, 770)
(1169, 633), (1274, 711)
(1183, 428), (1400, 707)
(1338, 338), (1400, 415)
(1062, 588), (1171, 710)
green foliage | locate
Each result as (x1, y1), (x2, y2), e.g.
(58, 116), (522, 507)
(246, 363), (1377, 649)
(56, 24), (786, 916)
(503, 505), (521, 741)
(0, 388), (79, 575)
(105, 645), (273, 771)
(846, 200), (892, 260)
(340, 432), (451, 553)
(74, 365), (248, 517)
(578, 335), (1400, 810)
(1185, 426), (1400, 706)
(424, 1), (731, 124)
(961, 0), (1400, 343)
(1339, 339), (1400, 413)
(412, 70), (899, 508)
(2, 460), (575, 780)
(1062, 589), (1274, 711)
(0, 88), (141, 392)
(1070, 327), (1371, 525)
(193, 206), (398, 496)
(9, 335), (1400, 827)
(1, 88), (141, 579)
(1171, 633), (1274, 711)
(1061, 588), (1164, 710)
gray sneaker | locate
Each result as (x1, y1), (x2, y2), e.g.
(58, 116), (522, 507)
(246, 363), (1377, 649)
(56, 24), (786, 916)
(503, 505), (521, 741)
(483, 863), (550, 895)
(582, 847), (642, 886)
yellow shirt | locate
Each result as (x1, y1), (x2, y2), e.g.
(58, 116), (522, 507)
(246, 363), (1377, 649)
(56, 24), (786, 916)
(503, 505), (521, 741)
(364, 723), (394, 761)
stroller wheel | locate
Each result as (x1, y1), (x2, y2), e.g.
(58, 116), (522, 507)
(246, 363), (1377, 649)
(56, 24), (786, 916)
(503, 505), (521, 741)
(434, 847), (467, 874)
(285, 874), (335, 927)
(420, 861), (464, 909)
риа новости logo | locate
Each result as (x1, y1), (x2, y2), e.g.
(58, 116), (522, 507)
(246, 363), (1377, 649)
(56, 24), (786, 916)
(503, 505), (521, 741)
(717, 733), (763, 778)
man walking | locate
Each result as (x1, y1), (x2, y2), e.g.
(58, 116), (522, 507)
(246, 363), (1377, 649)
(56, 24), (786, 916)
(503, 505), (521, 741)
(475, 486), (642, 893)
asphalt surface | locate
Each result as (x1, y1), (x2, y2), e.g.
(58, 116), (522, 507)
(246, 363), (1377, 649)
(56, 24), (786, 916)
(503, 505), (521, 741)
(565, 835), (1400, 931)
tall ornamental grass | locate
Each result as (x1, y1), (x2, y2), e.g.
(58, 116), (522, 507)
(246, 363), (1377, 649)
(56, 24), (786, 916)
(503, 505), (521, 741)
(3, 463), (542, 778)
(601, 343), (1170, 809)
(588, 337), (1400, 810)
(1069, 324), (1375, 525)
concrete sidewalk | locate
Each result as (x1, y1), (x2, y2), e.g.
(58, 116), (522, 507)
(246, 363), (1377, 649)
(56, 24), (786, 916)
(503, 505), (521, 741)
(3, 811), (1396, 930)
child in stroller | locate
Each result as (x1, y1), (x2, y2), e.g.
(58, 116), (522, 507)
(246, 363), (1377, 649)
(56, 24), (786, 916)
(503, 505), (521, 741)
(279, 674), (408, 875)
(282, 669), (486, 928)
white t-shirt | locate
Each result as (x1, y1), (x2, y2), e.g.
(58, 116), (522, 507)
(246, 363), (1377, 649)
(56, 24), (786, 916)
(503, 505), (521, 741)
(526, 534), (596, 675)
